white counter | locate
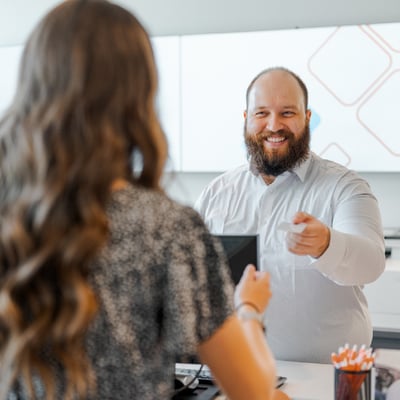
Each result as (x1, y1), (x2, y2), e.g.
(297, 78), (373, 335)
(276, 360), (333, 400)
(213, 360), (334, 400)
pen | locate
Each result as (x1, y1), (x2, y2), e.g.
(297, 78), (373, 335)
(331, 344), (375, 371)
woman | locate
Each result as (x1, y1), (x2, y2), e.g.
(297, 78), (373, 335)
(0, 1), (286, 399)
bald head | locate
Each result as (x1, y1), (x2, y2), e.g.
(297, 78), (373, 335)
(245, 67), (309, 113)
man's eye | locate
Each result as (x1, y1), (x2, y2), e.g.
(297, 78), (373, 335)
(282, 111), (295, 117)
(255, 111), (266, 117)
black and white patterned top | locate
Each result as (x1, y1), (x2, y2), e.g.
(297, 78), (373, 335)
(86, 184), (235, 399)
(7, 184), (235, 400)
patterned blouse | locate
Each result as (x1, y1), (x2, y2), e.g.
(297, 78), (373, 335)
(86, 184), (235, 399)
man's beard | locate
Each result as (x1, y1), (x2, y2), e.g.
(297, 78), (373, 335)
(244, 124), (310, 177)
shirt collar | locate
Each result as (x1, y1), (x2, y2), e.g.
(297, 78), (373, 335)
(291, 152), (312, 182)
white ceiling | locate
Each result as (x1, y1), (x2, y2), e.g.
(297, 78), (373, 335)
(1, 0), (400, 46)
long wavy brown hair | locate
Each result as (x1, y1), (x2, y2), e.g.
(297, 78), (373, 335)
(0, 0), (167, 398)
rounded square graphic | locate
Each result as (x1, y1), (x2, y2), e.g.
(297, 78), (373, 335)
(357, 69), (400, 156)
(368, 23), (400, 53)
(308, 26), (392, 106)
(319, 143), (351, 167)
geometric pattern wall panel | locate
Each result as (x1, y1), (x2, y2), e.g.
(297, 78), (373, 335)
(1, 23), (400, 172)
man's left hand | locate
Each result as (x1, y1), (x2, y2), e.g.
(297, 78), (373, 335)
(286, 211), (330, 258)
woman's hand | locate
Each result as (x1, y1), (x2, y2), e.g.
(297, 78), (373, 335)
(234, 264), (271, 313)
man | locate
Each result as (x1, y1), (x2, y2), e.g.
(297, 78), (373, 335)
(195, 67), (386, 363)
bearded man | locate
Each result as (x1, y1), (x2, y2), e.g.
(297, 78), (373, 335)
(195, 67), (385, 363)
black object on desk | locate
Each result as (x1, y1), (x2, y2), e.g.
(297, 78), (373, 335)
(171, 383), (220, 400)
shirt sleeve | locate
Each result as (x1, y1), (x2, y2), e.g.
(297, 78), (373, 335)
(194, 184), (217, 228)
(312, 174), (386, 285)
(194, 181), (230, 233)
(193, 186), (209, 216)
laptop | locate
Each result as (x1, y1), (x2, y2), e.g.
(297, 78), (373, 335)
(213, 234), (259, 284)
(175, 363), (287, 391)
(174, 234), (286, 393)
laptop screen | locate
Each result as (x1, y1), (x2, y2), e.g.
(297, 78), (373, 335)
(213, 234), (259, 285)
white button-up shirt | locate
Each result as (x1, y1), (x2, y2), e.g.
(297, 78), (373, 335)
(195, 152), (385, 363)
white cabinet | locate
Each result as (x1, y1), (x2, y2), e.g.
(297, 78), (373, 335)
(0, 45), (23, 116)
(364, 259), (400, 333)
(152, 36), (181, 171)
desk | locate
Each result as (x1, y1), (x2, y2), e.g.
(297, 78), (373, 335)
(213, 360), (333, 400)
(275, 360), (333, 400)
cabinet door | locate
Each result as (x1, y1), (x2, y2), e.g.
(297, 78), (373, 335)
(152, 36), (181, 171)
(0, 45), (23, 116)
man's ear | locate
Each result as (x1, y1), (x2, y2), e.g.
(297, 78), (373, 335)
(243, 110), (247, 119)
(306, 109), (311, 123)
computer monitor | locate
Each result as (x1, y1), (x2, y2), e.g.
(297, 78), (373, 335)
(213, 234), (259, 285)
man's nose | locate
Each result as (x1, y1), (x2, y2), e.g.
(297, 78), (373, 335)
(266, 115), (283, 132)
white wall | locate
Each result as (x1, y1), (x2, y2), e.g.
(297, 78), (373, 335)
(363, 173), (400, 228)
(2, 0), (400, 45)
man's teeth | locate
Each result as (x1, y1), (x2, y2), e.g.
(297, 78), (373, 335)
(267, 137), (285, 142)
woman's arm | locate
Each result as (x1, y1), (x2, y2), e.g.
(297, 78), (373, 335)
(197, 265), (289, 400)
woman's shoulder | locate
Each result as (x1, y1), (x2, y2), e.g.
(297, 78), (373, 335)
(110, 183), (206, 233)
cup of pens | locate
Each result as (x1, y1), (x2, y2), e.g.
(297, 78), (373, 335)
(332, 344), (374, 400)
